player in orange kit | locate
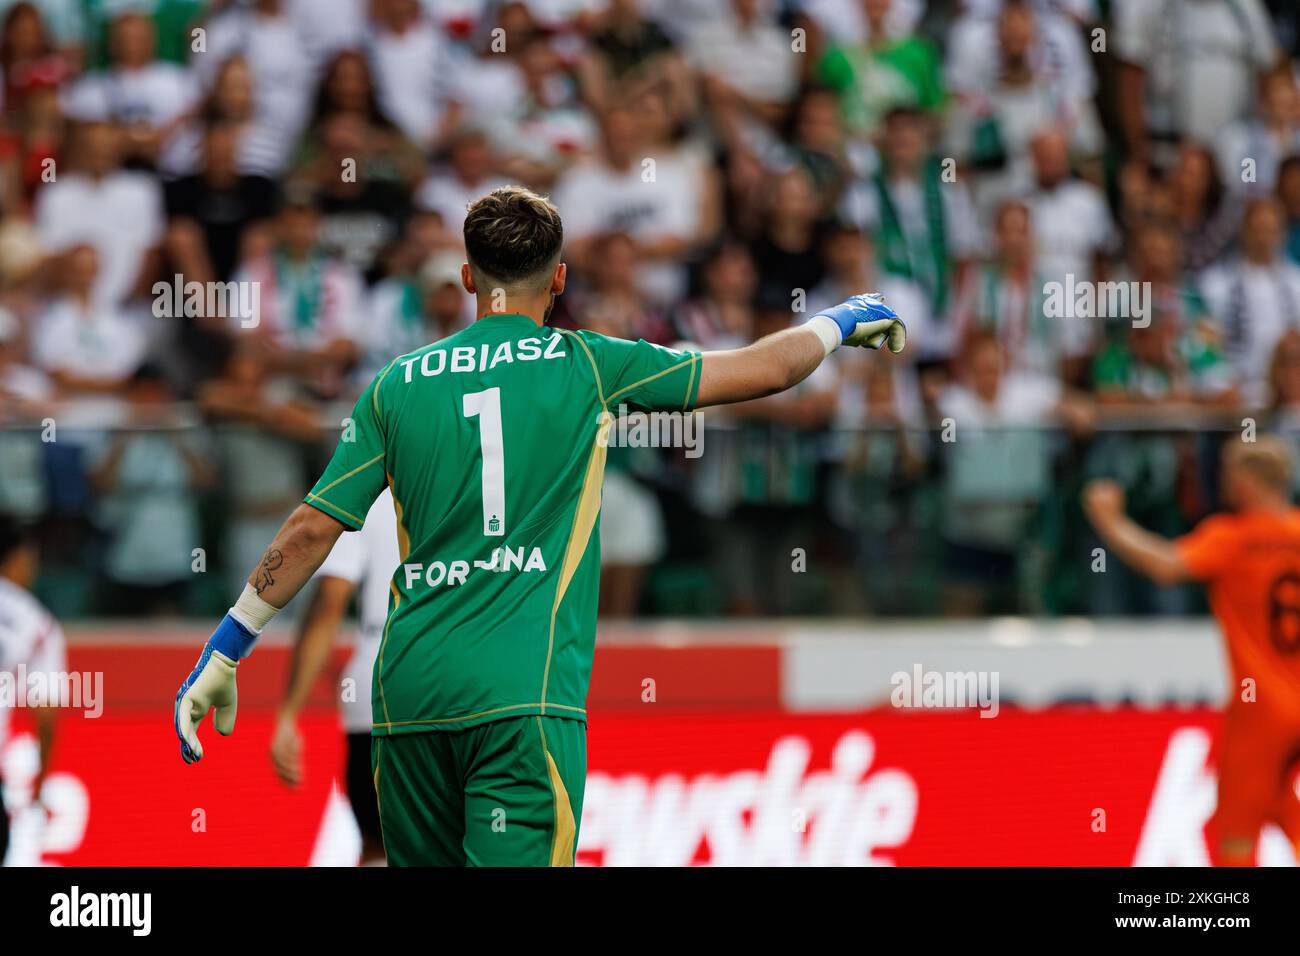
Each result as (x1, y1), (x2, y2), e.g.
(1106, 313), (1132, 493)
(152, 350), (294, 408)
(1084, 436), (1300, 866)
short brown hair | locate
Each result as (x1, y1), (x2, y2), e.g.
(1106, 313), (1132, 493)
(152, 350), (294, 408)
(1225, 436), (1294, 492)
(463, 186), (563, 290)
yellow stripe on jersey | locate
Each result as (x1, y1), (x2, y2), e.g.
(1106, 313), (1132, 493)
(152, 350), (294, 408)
(371, 356), (399, 421)
(540, 410), (611, 710)
(386, 472), (411, 562)
(537, 717), (576, 867)
(605, 353), (698, 407)
(376, 580), (402, 727)
(311, 452), (385, 498)
(682, 352), (699, 410)
(304, 493), (365, 527)
(557, 327), (608, 408)
(372, 736), (384, 821)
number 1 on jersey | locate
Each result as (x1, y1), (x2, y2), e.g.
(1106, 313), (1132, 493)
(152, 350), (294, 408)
(463, 387), (505, 537)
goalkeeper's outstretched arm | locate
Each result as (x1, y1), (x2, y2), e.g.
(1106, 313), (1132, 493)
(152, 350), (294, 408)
(173, 504), (346, 763)
(697, 293), (906, 407)
(697, 325), (830, 407)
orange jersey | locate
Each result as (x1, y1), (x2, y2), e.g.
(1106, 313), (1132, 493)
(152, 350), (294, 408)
(1175, 508), (1300, 722)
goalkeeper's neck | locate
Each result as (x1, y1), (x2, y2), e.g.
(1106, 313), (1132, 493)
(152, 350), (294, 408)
(473, 293), (553, 326)
(467, 261), (567, 327)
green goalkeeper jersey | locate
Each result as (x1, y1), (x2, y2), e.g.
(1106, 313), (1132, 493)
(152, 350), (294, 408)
(304, 314), (701, 735)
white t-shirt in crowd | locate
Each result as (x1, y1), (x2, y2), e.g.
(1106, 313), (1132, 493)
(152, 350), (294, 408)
(61, 63), (198, 128)
(939, 372), (1062, 429)
(947, 2), (1096, 102)
(365, 19), (457, 144)
(1114, 0), (1278, 143)
(445, 53), (597, 163)
(1200, 258), (1300, 405)
(200, 9), (316, 142)
(157, 118), (292, 179)
(1023, 178), (1118, 357)
(947, 82), (1105, 223)
(1215, 119), (1300, 197)
(31, 297), (148, 383)
(552, 151), (705, 302)
(685, 15), (800, 105)
(34, 171), (165, 307)
(314, 489), (400, 734)
(937, 373), (1062, 545)
(445, 52), (527, 136)
(288, 0), (369, 63)
(1026, 178), (1118, 285)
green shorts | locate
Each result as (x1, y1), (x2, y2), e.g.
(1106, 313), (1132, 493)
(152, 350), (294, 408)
(372, 715), (586, 867)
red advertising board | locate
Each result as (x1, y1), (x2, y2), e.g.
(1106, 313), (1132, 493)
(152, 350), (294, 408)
(3, 636), (1294, 866)
(7, 707), (1289, 866)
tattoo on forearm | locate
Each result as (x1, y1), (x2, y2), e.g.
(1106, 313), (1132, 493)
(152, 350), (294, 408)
(253, 549), (284, 594)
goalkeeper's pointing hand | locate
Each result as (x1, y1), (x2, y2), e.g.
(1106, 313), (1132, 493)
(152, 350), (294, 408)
(808, 293), (907, 353)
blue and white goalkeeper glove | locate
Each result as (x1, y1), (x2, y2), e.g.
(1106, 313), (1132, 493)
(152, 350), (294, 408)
(173, 614), (257, 764)
(807, 293), (907, 353)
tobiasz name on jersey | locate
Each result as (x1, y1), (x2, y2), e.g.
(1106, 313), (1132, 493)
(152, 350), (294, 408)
(397, 335), (567, 381)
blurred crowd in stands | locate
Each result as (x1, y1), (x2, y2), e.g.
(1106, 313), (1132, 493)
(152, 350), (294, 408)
(0, 0), (1299, 619)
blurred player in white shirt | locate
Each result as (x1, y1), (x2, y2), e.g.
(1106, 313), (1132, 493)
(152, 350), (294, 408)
(269, 490), (398, 865)
(0, 516), (64, 865)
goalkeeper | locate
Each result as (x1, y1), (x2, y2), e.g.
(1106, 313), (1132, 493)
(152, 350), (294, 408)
(173, 186), (905, 866)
